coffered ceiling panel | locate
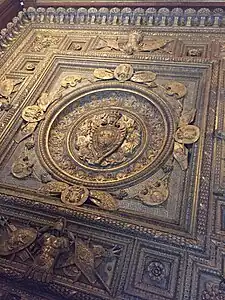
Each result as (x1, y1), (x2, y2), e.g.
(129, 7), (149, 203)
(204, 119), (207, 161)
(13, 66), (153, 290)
(0, 6), (225, 300)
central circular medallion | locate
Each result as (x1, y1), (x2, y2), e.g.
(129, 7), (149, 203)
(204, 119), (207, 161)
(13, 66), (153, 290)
(68, 108), (146, 170)
(38, 81), (175, 189)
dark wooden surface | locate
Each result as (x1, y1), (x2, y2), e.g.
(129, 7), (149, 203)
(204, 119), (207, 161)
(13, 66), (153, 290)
(0, 0), (21, 29)
(23, 0), (225, 8)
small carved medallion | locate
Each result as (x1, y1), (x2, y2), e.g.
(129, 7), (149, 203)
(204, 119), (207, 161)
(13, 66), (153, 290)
(174, 125), (200, 144)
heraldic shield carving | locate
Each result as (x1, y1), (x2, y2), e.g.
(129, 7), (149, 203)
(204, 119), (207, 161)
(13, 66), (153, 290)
(0, 6), (224, 300)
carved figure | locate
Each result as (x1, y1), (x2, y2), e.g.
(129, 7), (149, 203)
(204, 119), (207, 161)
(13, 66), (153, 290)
(61, 185), (89, 206)
(96, 30), (172, 55)
(27, 218), (71, 282)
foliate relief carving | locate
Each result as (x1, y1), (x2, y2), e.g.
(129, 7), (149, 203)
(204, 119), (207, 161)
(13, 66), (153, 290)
(29, 34), (62, 52)
(95, 30), (173, 55)
(187, 48), (203, 57)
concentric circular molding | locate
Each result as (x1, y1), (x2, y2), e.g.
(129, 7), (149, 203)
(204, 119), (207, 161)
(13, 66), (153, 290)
(37, 81), (175, 189)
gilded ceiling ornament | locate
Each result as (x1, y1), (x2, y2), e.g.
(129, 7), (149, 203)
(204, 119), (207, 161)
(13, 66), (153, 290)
(27, 218), (72, 283)
(93, 64), (158, 89)
(39, 82), (171, 187)
(39, 181), (69, 195)
(174, 124), (200, 144)
(29, 34), (61, 52)
(165, 81), (187, 99)
(187, 48), (202, 57)
(22, 105), (44, 122)
(173, 142), (188, 171)
(0, 220), (37, 256)
(130, 71), (156, 83)
(37, 91), (62, 111)
(39, 180), (119, 211)
(139, 175), (170, 206)
(114, 64), (134, 82)
(14, 122), (38, 143)
(61, 75), (83, 88)
(96, 31), (173, 55)
(173, 108), (200, 170)
(26, 63), (36, 71)
(73, 109), (141, 167)
(0, 77), (24, 110)
(0, 78), (14, 98)
(178, 108), (196, 127)
(89, 190), (119, 211)
(93, 68), (114, 80)
(11, 156), (33, 179)
(0, 77), (23, 99)
(61, 238), (121, 290)
(61, 185), (89, 206)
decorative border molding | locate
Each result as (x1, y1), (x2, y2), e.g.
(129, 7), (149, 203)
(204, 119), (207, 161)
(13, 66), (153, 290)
(1, 6), (225, 52)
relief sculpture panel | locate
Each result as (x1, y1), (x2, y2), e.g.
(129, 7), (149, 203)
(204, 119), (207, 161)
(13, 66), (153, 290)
(0, 6), (224, 300)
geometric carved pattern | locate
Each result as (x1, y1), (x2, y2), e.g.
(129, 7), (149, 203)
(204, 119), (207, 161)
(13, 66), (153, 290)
(125, 241), (181, 299)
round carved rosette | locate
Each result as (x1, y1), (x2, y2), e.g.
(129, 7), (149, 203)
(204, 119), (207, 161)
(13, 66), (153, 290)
(37, 82), (175, 189)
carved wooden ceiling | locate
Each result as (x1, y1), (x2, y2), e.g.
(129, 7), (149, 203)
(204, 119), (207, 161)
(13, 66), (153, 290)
(1, 5), (225, 300)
